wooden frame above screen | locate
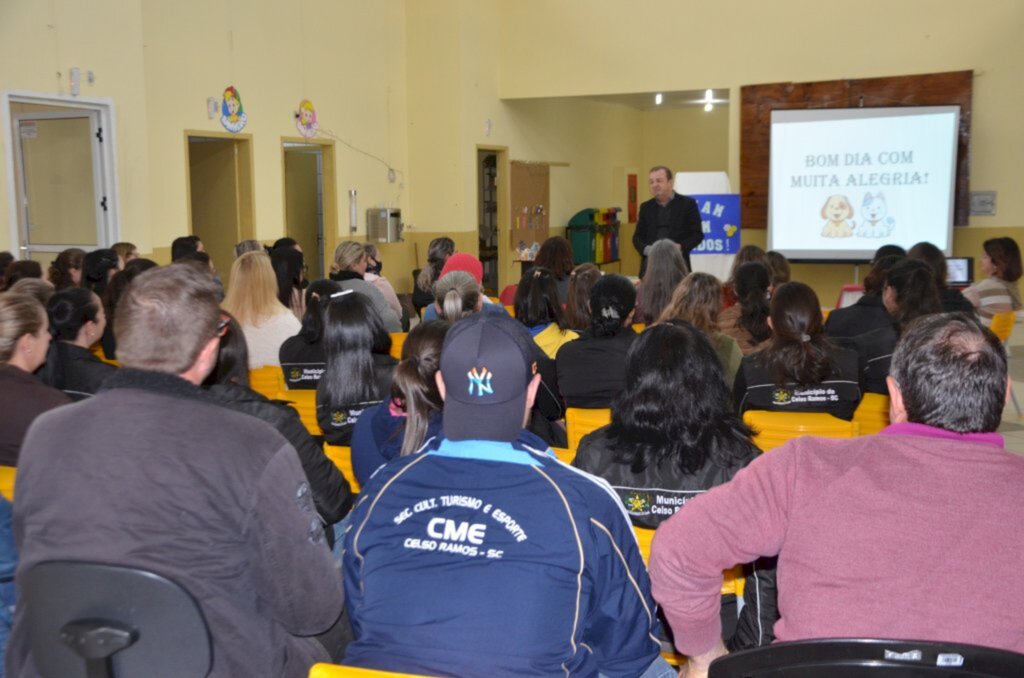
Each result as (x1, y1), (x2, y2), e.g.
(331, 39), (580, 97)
(740, 70), (973, 229)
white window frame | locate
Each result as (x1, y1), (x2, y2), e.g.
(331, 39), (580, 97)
(2, 90), (121, 254)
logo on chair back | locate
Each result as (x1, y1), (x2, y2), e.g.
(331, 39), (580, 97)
(467, 367), (493, 397)
(772, 388), (793, 405)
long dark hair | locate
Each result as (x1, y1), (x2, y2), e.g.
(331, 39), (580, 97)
(392, 321), (450, 455)
(759, 282), (834, 387)
(589, 274), (635, 338)
(271, 246), (305, 308)
(319, 291), (392, 407)
(862, 254), (904, 296)
(205, 312), (250, 388)
(416, 237), (455, 292)
(533, 236), (574, 280)
(49, 248), (86, 290)
(725, 244), (767, 288)
(514, 267), (567, 329)
(297, 279), (342, 344)
(886, 258), (942, 333)
(640, 239), (688, 322)
(735, 262), (771, 343)
(565, 263), (601, 330)
(608, 322), (755, 475)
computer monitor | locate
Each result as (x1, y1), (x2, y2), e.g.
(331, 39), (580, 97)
(946, 257), (973, 285)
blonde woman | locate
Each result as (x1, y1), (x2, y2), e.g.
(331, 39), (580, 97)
(657, 272), (743, 381)
(0, 293), (69, 464)
(328, 241), (402, 333)
(222, 251), (300, 368)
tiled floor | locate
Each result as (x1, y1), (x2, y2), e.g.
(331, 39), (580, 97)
(997, 322), (1024, 454)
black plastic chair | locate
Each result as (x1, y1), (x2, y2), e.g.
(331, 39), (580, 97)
(23, 561), (212, 678)
(708, 638), (1024, 677)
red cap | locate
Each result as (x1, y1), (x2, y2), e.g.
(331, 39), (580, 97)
(440, 253), (483, 284)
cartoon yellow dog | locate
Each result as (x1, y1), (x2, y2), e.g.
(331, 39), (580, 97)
(820, 194), (855, 238)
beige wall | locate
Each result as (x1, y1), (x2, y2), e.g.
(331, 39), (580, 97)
(1, 0), (408, 259)
(2, 0), (1021, 302)
(497, 0), (1024, 231)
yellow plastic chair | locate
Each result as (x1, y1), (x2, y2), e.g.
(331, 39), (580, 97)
(852, 393), (890, 436)
(633, 527), (743, 597)
(0, 466), (16, 501)
(504, 304), (515, 316)
(323, 444), (360, 493)
(389, 333), (407, 360)
(565, 408), (612, 453)
(309, 663), (431, 677)
(634, 526), (738, 666)
(250, 366), (284, 400)
(277, 389), (323, 436)
(550, 447), (574, 464)
(990, 311), (1021, 417)
(742, 410), (859, 453)
(631, 323), (646, 333)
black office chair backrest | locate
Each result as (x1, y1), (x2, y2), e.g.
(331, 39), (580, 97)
(23, 560), (212, 678)
(709, 638), (1024, 677)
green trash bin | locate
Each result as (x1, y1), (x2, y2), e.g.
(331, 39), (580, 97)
(568, 225), (595, 265)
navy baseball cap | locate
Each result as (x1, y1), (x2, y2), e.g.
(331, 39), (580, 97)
(439, 313), (538, 442)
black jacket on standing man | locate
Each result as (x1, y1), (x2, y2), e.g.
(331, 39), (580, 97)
(632, 192), (703, 276)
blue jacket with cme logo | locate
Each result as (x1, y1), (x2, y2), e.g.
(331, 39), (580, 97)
(342, 433), (662, 677)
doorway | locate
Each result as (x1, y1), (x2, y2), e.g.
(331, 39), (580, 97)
(282, 140), (336, 280)
(185, 132), (255, 285)
(4, 95), (118, 263)
(477, 150), (498, 294)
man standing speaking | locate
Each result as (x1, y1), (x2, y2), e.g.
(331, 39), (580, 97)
(632, 165), (703, 276)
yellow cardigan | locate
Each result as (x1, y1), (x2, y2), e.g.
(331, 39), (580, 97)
(532, 323), (579, 359)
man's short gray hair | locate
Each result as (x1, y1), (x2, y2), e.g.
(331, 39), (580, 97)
(890, 312), (1007, 433)
(115, 264), (220, 374)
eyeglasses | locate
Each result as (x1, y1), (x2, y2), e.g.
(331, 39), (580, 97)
(216, 315), (230, 337)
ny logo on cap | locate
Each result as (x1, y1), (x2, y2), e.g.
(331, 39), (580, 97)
(467, 367), (493, 397)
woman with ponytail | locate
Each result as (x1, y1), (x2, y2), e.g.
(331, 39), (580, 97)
(854, 258), (943, 394)
(38, 287), (117, 400)
(719, 261), (772, 355)
(351, 321), (449, 485)
(734, 281), (862, 420)
(48, 248), (86, 290)
(556, 274), (638, 408)
(431, 271), (482, 321)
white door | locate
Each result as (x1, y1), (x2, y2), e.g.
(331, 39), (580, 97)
(13, 111), (108, 263)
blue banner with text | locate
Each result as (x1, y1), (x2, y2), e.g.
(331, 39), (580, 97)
(691, 194), (740, 255)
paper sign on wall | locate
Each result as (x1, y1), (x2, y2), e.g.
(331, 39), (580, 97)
(690, 194), (741, 255)
(296, 99), (318, 138)
(220, 85), (247, 133)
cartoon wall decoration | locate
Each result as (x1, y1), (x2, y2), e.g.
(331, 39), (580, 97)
(220, 86), (247, 133)
(296, 99), (318, 138)
(819, 194), (855, 238)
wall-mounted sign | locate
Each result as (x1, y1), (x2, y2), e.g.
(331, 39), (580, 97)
(296, 99), (318, 138)
(220, 85), (247, 133)
(690, 194), (741, 255)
